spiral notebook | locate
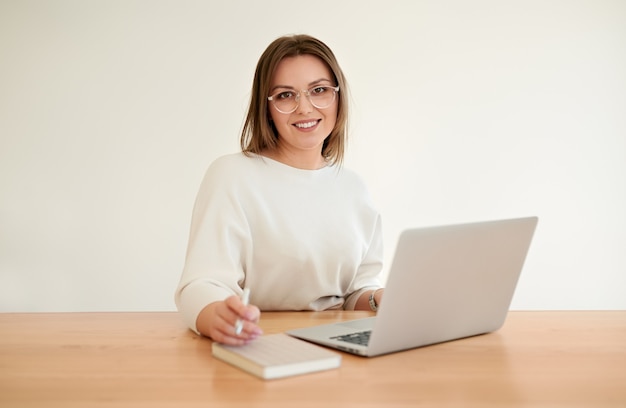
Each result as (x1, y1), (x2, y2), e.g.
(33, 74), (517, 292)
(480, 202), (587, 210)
(211, 333), (341, 380)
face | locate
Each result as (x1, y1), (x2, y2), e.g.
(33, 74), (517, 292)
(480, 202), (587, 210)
(268, 54), (338, 159)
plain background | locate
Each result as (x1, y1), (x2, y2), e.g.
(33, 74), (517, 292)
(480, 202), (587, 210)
(1, 0), (624, 312)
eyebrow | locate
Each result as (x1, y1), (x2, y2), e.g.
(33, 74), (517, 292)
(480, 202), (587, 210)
(270, 78), (333, 93)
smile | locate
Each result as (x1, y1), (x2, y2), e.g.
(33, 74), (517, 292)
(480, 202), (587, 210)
(293, 120), (319, 129)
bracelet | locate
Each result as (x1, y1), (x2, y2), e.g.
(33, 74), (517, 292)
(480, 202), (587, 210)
(368, 289), (380, 312)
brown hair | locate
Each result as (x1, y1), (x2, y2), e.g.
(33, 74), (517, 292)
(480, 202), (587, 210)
(240, 34), (349, 166)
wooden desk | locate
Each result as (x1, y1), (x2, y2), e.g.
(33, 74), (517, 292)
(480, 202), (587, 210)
(1, 311), (625, 407)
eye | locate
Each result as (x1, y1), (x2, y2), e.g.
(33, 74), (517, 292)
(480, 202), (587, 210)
(311, 86), (328, 95)
(276, 91), (295, 100)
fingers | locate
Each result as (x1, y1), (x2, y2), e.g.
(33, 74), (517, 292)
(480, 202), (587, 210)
(226, 296), (261, 324)
(222, 303), (263, 345)
(198, 298), (263, 346)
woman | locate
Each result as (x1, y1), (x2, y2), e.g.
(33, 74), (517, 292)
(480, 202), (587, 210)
(175, 34), (384, 345)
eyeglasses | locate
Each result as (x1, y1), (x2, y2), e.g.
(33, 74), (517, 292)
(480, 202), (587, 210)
(267, 85), (339, 114)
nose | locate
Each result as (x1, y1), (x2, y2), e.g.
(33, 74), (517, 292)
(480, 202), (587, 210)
(295, 90), (314, 114)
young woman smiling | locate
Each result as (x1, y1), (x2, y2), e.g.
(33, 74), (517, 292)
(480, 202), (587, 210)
(175, 34), (384, 345)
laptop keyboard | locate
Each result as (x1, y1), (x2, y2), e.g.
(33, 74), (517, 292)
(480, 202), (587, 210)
(330, 330), (371, 346)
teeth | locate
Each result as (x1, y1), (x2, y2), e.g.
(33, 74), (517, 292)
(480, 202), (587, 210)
(295, 121), (317, 129)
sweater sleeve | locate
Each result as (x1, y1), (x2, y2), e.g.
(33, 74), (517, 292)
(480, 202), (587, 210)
(174, 159), (251, 334)
(343, 213), (384, 310)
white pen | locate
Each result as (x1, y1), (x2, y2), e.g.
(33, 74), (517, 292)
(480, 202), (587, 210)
(234, 287), (250, 335)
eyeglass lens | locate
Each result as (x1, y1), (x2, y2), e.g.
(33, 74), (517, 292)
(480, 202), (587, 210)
(270, 86), (337, 113)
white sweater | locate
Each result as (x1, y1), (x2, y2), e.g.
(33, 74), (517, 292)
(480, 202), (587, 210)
(175, 153), (383, 333)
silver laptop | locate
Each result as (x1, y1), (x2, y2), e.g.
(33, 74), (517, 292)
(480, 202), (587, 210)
(287, 217), (538, 357)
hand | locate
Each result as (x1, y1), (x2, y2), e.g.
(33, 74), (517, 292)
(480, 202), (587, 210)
(196, 296), (262, 345)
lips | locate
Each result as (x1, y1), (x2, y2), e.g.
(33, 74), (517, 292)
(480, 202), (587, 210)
(293, 119), (320, 129)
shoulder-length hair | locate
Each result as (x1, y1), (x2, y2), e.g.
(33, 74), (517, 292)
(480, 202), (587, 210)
(240, 34), (349, 166)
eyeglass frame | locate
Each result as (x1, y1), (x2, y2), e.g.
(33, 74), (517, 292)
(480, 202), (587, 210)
(267, 85), (340, 114)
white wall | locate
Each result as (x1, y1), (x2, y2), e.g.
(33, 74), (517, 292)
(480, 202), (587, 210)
(1, 0), (624, 312)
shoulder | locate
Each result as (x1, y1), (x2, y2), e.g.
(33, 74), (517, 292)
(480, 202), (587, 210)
(207, 152), (258, 172)
(202, 152), (266, 181)
(329, 165), (370, 191)
(195, 153), (249, 195)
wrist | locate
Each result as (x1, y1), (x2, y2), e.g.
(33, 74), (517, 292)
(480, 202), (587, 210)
(368, 289), (381, 312)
